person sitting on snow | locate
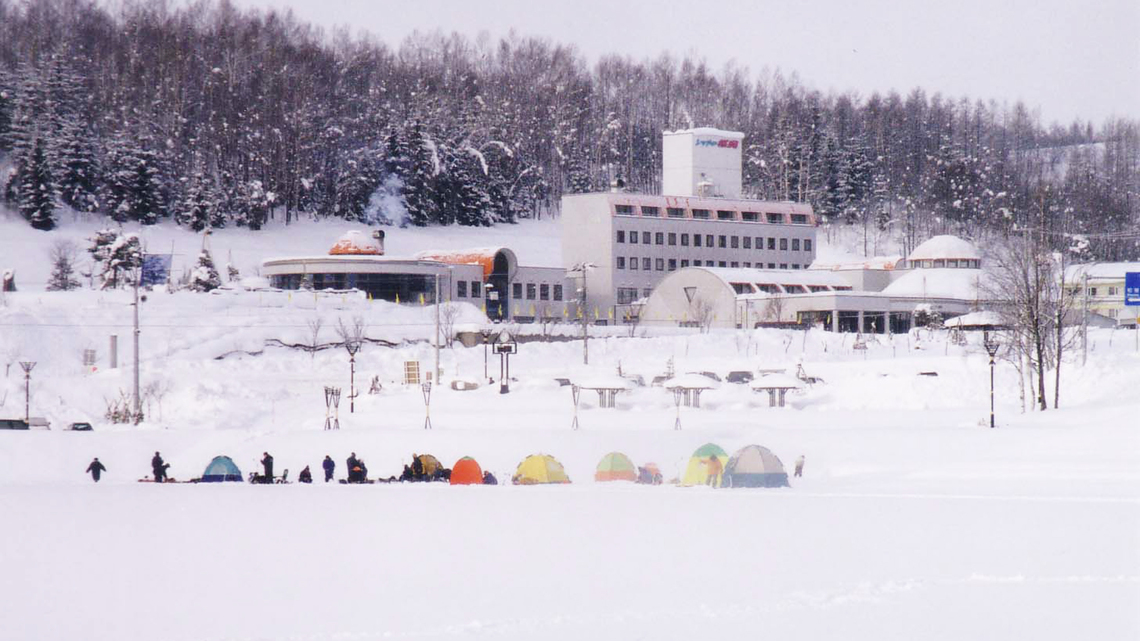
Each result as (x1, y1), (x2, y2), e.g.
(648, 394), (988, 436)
(298, 466), (312, 483)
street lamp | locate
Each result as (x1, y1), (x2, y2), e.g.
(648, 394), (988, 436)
(983, 331), (1000, 428)
(494, 329), (517, 394)
(479, 328), (495, 382)
(19, 361), (35, 423)
(567, 262), (596, 364)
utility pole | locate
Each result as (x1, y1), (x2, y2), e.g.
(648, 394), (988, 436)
(19, 361), (35, 422)
(133, 268), (141, 419)
(1081, 272), (1088, 365)
(581, 267), (589, 365)
(434, 272), (441, 384)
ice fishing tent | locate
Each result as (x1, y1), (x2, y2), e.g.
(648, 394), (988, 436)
(416, 454), (443, 477)
(513, 454), (571, 485)
(450, 457), (484, 485)
(595, 452), (637, 482)
(681, 443), (729, 487)
(200, 456), (243, 482)
(724, 445), (789, 488)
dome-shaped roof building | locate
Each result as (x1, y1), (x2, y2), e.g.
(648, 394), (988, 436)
(903, 235), (981, 269)
(329, 230), (385, 255)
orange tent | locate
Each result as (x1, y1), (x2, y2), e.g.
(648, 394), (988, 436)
(450, 457), (484, 485)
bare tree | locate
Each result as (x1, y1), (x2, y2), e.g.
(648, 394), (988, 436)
(142, 379), (173, 422)
(305, 317), (324, 359)
(690, 296), (716, 333)
(439, 303), (461, 348)
(764, 293), (785, 323)
(335, 316), (366, 349)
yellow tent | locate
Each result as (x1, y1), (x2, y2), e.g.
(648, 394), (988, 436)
(512, 454), (571, 485)
(680, 443), (729, 487)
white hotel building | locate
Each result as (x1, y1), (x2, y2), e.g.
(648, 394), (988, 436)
(561, 128), (817, 320)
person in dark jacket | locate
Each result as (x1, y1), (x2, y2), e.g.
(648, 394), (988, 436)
(482, 471), (497, 485)
(86, 457), (106, 482)
(322, 455), (335, 483)
(411, 453), (424, 481)
(346, 452), (359, 482)
(298, 465), (312, 483)
(261, 452), (274, 483)
(151, 452), (166, 483)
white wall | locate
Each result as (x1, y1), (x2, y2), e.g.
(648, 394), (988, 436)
(662, 129), (744, 199)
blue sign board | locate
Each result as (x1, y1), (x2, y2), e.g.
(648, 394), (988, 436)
(141, 254), (172, 287)
(1125, 272), (1140, 306)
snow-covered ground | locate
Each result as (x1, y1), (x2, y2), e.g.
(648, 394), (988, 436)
(0, 213), (1137, 640)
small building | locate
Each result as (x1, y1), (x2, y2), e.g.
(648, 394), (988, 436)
(263, 231), (576, 322)
(1064, 262), (1140, 326)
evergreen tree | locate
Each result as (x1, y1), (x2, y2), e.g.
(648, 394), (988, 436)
(175, 165), (221, 232)
(401, 123), (440, 227)
(55, 119), (100, 213)
(46, 240), (81, 291)
(88, 229), (142, 289)
(19, 137), (57, 230)
(103, 133), (165, 224)
(188, 249), (221, 292)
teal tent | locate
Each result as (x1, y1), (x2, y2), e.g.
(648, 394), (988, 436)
(201, 455), (243, 482)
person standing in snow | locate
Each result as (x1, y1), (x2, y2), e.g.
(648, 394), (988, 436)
(705, 455), (723, 487)
(322, 455), (335, 482)
(151, 451), (167, 483)
(346, 452), (359, 482)
(794, 455), (805, 478)
(261, 452), (274, 483)
(86, 457), (106, 482)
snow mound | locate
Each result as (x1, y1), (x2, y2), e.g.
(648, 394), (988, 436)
(329, 230), (383, 255)
(906, 235), (980, 261)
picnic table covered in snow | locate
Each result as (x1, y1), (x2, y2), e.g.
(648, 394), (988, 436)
(664, 373), (720, 408)
(575, 374), (633, 409)
(750, 373), (803, 407)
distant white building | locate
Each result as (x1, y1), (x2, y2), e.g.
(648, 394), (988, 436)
(562, 127), (818, 322)
(640, 234), (990, 332)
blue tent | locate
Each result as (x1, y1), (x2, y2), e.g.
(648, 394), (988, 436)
(201, 455), (243, 482)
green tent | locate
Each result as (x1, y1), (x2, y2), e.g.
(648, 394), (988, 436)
(595, 452), (637, 482)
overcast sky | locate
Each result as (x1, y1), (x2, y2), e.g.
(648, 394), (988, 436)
(224, 0), (1139, 126)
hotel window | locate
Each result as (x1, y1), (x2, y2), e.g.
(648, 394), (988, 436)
(694, 234), (702, 247)
(641, 206), (660, 217)
(615, 204), (635, 216)
(804, 239), (813, 252)
(655, 258), (664, 271)
(692, 208), (710, 219)
(717, 210), (735, 221)
(780, 238), (788, 250)
(513, 283), (523, 298)
(743, 237), (752, 249)
(643, 288), (653, 298)
(540, 284), (550, 300)
(790, 213), (808, 224)
(718, 261), (727, 267)
(617, 287), (639, 304)
(667, 207), (686, 218)
(681, 259), (690, 267)
(630, 231), (639, 244)
(642, 231), (650, 244)
(526, 283), (536, 300)
(681, 233), (690, 246)
(756, 237), (764, 249)
(743, 262), (751, 268)
(792, 264), (801, 270)
(616, 230), (625, 243)
(471, 282), (481, 298)
(766, 212), (784, 223)
(792, 239), (801, 251)
(1109, 286), (1118, 296)
(742, 211), (759, 222)
(706, 234), (714, 247)
(642, 258), (652, 270)
(630, 257), (638, 270)
(731, 236), (739, 249)
(768, 263), (776, 269)
(767, 238), (776, 250)
(718, 235), (727, 248)
(456, 281), (467, 297)
(706, 260), (715, 266)
(1088, 287), (1098, 296)
(780, 263), (788, 269)
(731, 261), (739, 268)
(668, 259), (677, 271)
(553, 285), (563, 301)
(947, 259), (959, 268)
(655, 232), (664, 245)
(668, 232), (677, 246)
(616, 257), (626, 269)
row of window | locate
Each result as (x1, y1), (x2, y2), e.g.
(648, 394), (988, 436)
(455, 280), (566, 301)
(613, 204), (810, 225)
(908, 258), (981, 269)
(616, 287), (653, 304)
(616, 257), (802, 271)
(616, 230), (812, 252)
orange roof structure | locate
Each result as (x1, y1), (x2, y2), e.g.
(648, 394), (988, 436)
(415, 248), (512, 279)
(329, 230), (383, 255)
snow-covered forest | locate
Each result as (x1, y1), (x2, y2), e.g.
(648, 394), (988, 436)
(0, 0), (1137, 258)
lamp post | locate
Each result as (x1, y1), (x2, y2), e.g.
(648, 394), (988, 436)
(480, 328), (494, 382)
(983, 331), (1000, 428)
(421, 381), (433, 430)
(19, 361), (35, 423)
(568, 262), (596, 365)
(495, 330), (517, 394)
